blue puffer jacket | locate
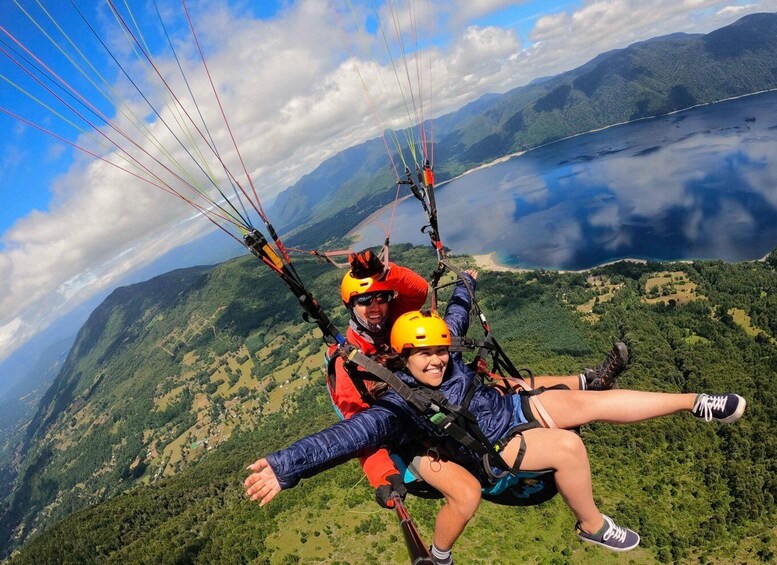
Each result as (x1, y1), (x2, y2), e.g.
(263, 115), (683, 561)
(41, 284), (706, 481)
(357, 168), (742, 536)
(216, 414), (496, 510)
(266, 273), (514, 489)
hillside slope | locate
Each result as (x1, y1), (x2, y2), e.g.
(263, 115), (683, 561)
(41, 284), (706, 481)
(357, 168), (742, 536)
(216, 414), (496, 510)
(0, 254), (363, 556)
(4, 247), (777, 563)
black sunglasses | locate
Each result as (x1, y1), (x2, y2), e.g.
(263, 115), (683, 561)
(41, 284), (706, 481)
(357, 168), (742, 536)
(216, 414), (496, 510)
(353, 292), (393, 306)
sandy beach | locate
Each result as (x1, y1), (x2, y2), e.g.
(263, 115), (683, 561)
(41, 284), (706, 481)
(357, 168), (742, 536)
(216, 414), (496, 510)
(471, 252), (527, 272)
(472, 252), (650, 273)
(472, 253), (773, 273)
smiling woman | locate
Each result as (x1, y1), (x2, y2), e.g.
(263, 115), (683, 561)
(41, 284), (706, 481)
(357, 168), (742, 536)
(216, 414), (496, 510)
(245, 277), (750, 560)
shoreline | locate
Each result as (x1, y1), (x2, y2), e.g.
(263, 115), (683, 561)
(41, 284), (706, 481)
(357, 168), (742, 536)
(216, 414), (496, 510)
(471, 252), (649, 274)
(348, 88), (777, 240)
(473, 252), (772, 274)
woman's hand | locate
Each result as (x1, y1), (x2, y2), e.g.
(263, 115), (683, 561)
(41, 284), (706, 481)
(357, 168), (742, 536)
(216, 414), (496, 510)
(244, 458), (282, 506)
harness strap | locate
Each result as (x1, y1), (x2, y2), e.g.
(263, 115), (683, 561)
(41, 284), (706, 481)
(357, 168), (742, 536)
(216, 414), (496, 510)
(451, 334), (535, 386)
(433, 402), (513, 478)
(509, 435), (527, 473)
(326, 352), (375, 407)
(493, 418), (542, 474)
(346, 348), (434, 414)
(340, 346), (515, 477)
(489, 375), (559, 429)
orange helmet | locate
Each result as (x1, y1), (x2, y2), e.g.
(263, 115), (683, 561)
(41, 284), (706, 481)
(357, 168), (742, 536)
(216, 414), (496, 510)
(340, 271), (394, 304)
(390, 310), (451, 353)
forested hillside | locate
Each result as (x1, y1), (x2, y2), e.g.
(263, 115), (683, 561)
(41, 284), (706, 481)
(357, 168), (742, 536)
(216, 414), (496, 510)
(272, 13), (777, 249)
(0, 255), (352, 556)
(4, 245), (776, 563)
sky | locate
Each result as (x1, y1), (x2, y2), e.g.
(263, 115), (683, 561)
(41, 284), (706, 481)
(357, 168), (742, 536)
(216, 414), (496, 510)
(1, 0), (776, 368)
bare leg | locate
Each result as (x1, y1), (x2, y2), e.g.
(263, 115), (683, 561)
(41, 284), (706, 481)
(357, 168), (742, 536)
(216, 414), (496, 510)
(536, 389), (697, 429)
(413, 455), (482, 551)
(501, 428), (603, 534)
(534, 375), (581, 390)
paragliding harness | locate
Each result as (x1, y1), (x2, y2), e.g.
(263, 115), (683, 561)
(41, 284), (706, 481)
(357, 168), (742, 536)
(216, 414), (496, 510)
(340, 346), (518, 471)
(324, 315), (561, 507)
(430, 260), (562, 505)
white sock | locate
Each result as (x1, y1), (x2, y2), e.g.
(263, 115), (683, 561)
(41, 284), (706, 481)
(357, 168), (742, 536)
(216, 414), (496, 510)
(578, 373), (587, 390)
(431, 544), (452, 563)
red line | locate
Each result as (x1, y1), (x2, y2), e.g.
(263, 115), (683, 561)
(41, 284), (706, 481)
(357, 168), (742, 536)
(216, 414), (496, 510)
(104, 0), (262, 222)
(0, 40), (239, 223)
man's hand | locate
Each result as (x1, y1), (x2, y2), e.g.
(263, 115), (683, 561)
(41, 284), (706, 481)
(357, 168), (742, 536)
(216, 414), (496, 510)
(244, 458), (282, 506)
(374, 473), (408, 508)
(349, 249), (387, 280)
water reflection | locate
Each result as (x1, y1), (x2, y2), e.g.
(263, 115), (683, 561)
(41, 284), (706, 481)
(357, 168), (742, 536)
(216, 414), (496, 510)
(353, 91), (777, 270)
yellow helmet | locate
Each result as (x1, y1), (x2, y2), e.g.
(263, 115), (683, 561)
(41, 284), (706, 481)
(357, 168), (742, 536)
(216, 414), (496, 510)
(340, 271), (394, 304)
(390, 310), (451, 353)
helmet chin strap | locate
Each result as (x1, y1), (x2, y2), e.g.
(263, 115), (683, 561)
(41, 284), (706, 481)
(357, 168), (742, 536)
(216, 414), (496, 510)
(351, 308), (387, 337)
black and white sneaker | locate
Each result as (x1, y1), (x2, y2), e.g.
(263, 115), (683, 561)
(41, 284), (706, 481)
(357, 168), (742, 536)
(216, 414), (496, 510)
(691, 393), (746, 423)
(583, 342), (629, 390)
(576, 514), (640, 552)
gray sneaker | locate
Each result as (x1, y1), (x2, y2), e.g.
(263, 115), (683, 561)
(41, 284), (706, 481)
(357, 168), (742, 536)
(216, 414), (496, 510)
(429, 546), (453, 565)
(691, 393), (746, 423)
(584, 342), (628, 390)
(576, 514), (640, 552)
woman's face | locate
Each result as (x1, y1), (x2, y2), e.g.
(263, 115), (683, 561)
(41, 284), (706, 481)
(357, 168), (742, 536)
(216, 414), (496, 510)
(405, 345), (449, 387)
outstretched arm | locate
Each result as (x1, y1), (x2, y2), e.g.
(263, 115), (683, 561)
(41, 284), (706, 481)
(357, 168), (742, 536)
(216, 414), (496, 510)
(250, 400), (408, 494)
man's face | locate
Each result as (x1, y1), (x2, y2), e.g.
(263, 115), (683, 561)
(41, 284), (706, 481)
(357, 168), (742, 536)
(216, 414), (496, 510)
(351, 291), (392, 331)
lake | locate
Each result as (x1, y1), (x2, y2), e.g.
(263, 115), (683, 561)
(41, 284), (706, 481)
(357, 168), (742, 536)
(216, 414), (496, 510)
(353, 90), (777, 270)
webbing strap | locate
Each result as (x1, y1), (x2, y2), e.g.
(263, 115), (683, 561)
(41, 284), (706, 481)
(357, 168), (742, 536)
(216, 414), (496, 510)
(431, 403), (512, 477)
(345, 348), (438, 414)
(500, 376), (559, 430)
(340, 346), (514, 476)
(326, 353), (374, 406)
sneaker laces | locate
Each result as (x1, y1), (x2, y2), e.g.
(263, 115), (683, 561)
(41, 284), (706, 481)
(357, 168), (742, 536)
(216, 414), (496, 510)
(603, 521), (628, 544)
(600, 349), (620, 379)
(693, 394), (726, 422)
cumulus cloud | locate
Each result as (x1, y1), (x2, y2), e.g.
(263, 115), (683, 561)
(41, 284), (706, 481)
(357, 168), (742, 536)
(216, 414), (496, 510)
(438, 0), (531, 29)
(717, 4), (758, 17)
(448, 26), (521, 78)
(0, 318), (23, 352)
(2, 0), (777, 363)
(529, 0), (777, 79)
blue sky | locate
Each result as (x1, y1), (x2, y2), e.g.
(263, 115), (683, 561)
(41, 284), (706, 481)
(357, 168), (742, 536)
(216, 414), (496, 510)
(0, 0), (775, 366)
